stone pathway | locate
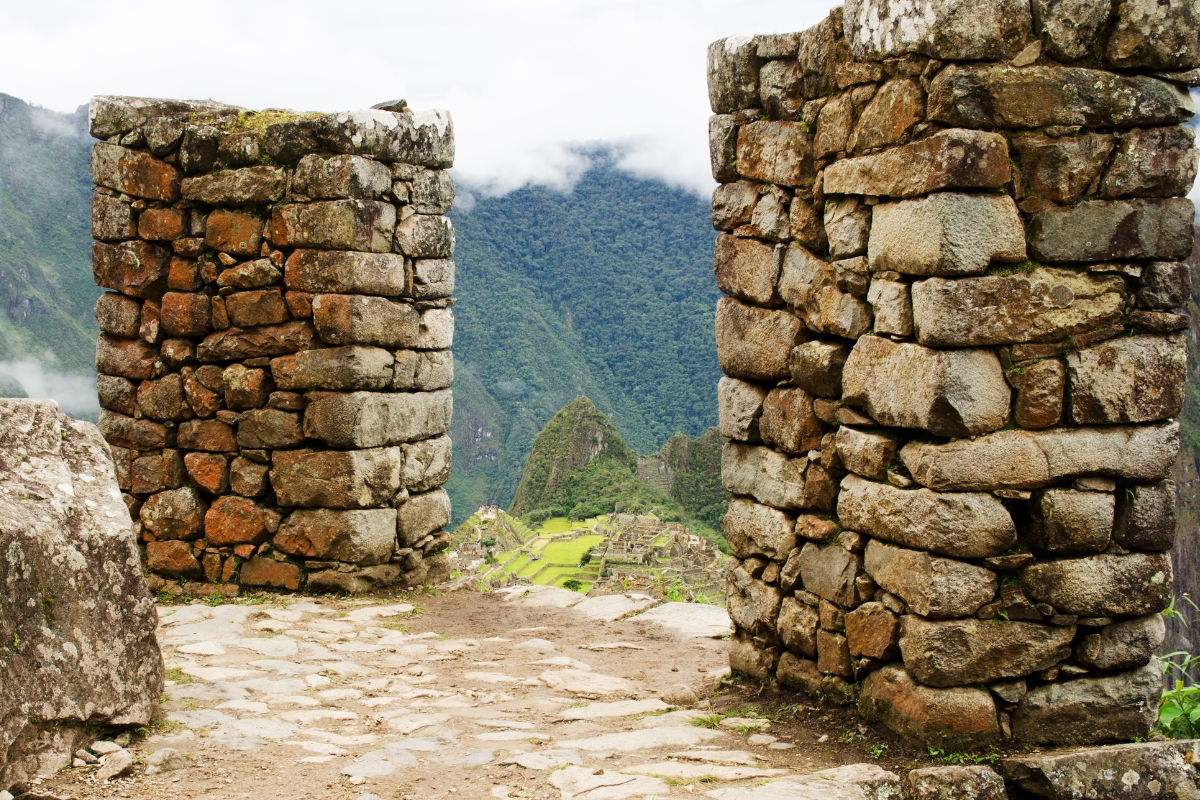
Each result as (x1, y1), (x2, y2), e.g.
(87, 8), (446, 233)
(34, 586), (905, 800)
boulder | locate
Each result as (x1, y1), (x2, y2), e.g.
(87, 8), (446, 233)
(1011, 359), (1065, 429)
(1011, 659), (1161, 744)
(1101, 126), (1198, 199)
(863, 540), (997, 619)
(816, 93), (854, 158)
(0, 400), (163, 788)
(777, 597), (820, 658)
(715, 297), (807, 381)
(899, 421), (1179, 491)
(1067, 334), (1186, 424)
(239, 557), (302, 590)
(899, 617), (1075, 687)
(721, 441), (807, 510)
(798, 542), (861, 607)
(284, 250), (407, 296)
(789, 340), (850, 398)
(270, 447), (402, 509)
(859, 665), (999, 749)
(838, 475), (1017, 558)
(1032, 0), (1111, 61)
(908, 766), (1006, 800)
(1019, 552), (1173, 616)
(736, 121), (813, 187)
(1105, 0), (1200, 69)
(759, 387), (824, 455)
(91, 143), (181, 201)
(272, 509), (396, 566)
(707, 36), (761, 113)
(843, 0), (1030, 60)
(779, 245), (873, 339)
(1013, 134), (1115, 204)
(928, 65), (1196, 128)
(911, 269), (1127, 347)
(717, 377), (766, 442)
(1030, 198), (1195, 263)
(842, 336), (1011, 437)
(834, 428), (898, 481)
(1114, 479), (1177, 551)
(1004, 740), (1200, 800)
(867, 193), (1026, 277)
(1024, 488), (1114, 556)
(723, 498), (797, 561)
(1076, 613), (1165, 671)
(823, 129), (1010, 198)
(303, 389), (452, 448)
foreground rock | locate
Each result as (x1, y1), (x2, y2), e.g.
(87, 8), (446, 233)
(0, 399), (163, 788)
(1002, 740), (1200, 799)
(1011, 659), (1162, 744)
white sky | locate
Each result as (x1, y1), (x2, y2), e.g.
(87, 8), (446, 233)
(0, 0), (832, 196)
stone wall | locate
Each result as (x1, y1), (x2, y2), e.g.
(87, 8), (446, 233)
(710, 0), (1198, 748)
(89, 96), (456, 596)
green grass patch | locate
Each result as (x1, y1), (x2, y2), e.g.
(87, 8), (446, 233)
(541, 534), (605, 566)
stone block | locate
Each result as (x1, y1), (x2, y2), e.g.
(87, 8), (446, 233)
(843, 0), (1031, 60)
(779, 245), (873, 339)
(303, 389), (452, 448)
(736, 121), (813, 187)
(817, 630), (852, 677)
(1101, 125), (1198, 199)
(393, 349), (454, 390)
(868, 193), (1026, 277)
(239, 557), (301, 591)
(131, 450), (185, 494)
(95, 293), (142, 338)
(146, 540), (202, 578)
(796, 15), (840, 99)
(843, 336), (1010, 437)
(845, 602), (899, 660)
(274, 508), (396, 565)
(789, 197), (826, 251)
(88, 96), (238, 139)
(714, 234), (780, 307)
(759, 387), (824, 455)
(717, 376), (766, 442)
(394, 214), (455, 258)
(760, 59), (802, 119)
(866, 279), (912, 337)
(205, 209), (263, 257)
(95, 334), (157, 381)
(840, 474), (1017, 558)
(721, 441), (807, 510)
(859, 665), (999, 749)
(707, 36), (762, 112)
(834, 429), (898, 481)
(778, 597), (819, 657)
(1067, 334), (1186, 424)
(222, 363), (272, 410)
(825, 128), (1012, 199)
(138, 208), (185, 242)
(180, 166), (286, 205)
(93, 240), (170, 298)
(408, 169), (455, 214)
(402, 435), (452, 492)
(284, 250), (407, 296)
(1032, 0), (1110, 61)
(1014, 133), (1115, 204)
(723, 497), (796, 560)
(715, 297), (807, 381)
(729, 638), (779, 683)
(270, 447), (402, 509)
(136, 374), (188, 422)
(1020, 552), (1172, 617)
(789, 340), (849, 398)
(1024, 488), (1114, 556)
(709, 115), (739, 184)
(900, 617), (1075, 687)
(1114, 479), (1177, 552)
(911, 269), (1127, 347)
(849, 79), (923, 154)
(225, 289), (288, 328)
(1031, 198), (1195, 262)
(1138, 261), (1192, 309)
(140, 487), (206, 540)
(1106, 0), (1200, 68)
(205, 496), (280, 547)
(177, 419), (237, 452)
(98, 410), (170, 450)
(312, 294), (419, 347)
(1011, 659), (1161, 744)
(1076, 614), (1165, 671)
(798, 542), (861, 607)
(92, 195), (135, 241)
(1003, 740), (1200, 800)
(229, 457), (269, 497)
(237, 408), (304, 449)
(864, 539), (997, 618)
(91, 143), (181, 201)
(270, 200), (395, 253)
(415, 307), (454, 350)
(97, 374), (137, 416)
(159, 292), (211, 338)
(397, 488), (451, 547)
(217, 259), (281, 290)
(292, 154), (391, 200)
(412, 258), (454, 300)
(815, 94), (853, 158)
(711, 181), (757, 231)
(928, 65), (1195, 128)
(900, 422), (1179, 491)
(908, 766), (1006, 800)
(825, 197), (871, 260)
(183, 452), (228, 494)
(271, 345), (394, 391)
(727, 566), (784, 636)
(197, 321), (316, 361)
(777, 652), (855, 704)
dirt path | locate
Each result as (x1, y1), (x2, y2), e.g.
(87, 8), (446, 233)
(32, 586), (932, 800)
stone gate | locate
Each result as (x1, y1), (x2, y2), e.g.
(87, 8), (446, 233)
(711, 0), (1198, 747)
(88, 96), (456, 596)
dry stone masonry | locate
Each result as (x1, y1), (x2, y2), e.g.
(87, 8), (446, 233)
(89, 96), (456, 596)
(711, 0), (1198, 749)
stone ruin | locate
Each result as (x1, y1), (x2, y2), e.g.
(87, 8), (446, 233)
(0, 399), (163, 788)
(88, 96), (456, 596)
(711, 0), (1199, 748)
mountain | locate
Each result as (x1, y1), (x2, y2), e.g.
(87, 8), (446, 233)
(507, 396), (726, 545)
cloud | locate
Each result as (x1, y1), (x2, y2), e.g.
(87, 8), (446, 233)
(0, 0), (828, 196)
(0, 360), (99, 421)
